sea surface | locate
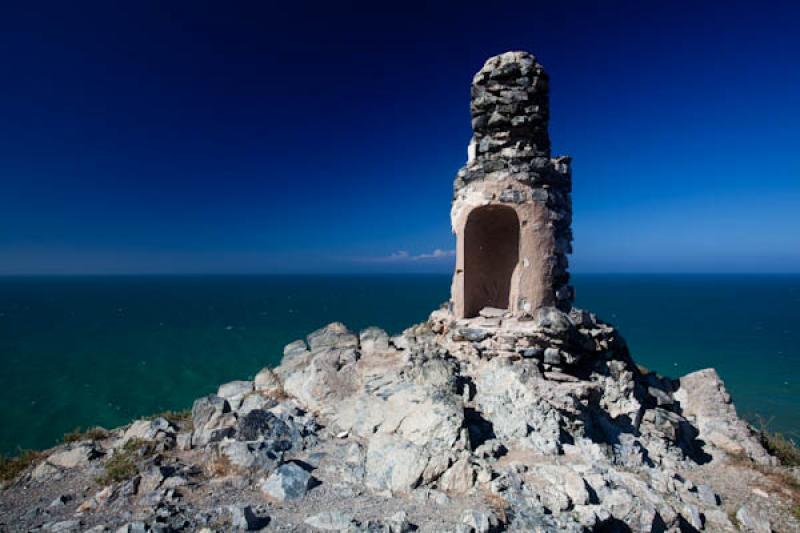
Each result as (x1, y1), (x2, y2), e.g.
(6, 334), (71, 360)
(0, 274), (797, 456)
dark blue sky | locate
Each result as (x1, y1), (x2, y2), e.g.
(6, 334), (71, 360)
(1, 1), (798, 274)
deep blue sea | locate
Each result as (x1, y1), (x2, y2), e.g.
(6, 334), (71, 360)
(0, 274), (797, 456)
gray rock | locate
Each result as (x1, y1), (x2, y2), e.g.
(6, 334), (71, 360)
(528, 464), (589, 511)
(284, 339), (309, 358)
(478, 307), (508, 318)
(115, 523), (147, 533)
(534, 307), (573, 335)
(192, 394), (235, 447)
(648, 386), (674, 407)
(31, 461), (59, 480)
(122, 417), (175, 443)
(458, 328), (490, 342)
(229, 505), (270, 530)
(307, 322), (358, 352)
(438, 457), (475, 493)
(695, 484), (719, 505)
(260, 462), (313, 501)
(48, 494), (71, 507)
(365, 433), (428, 494)
(683, 504), (703, 530)
(218, 380), (254, 408)
(391, 334), (410, 350)
(238, 393), (276, 415)
(461, 509), (500, 533)
(219, 440), (261, 469)
(675, 368), (775, 464)
(704, 509), (734, 530)
(735, 506), (771, 533)
(254, 368), (283, 397)
(281, 340), (361, 415)
(359, 327), (390, 355)
(192, 394), (230, 426)
(47, 445), (100, 468)
(543, 347), (561, 365)
(45, 521), (81, 532)
(176, 431), (192, 451)
(384, 511), (413, 533)
(236, 409), (293, 443)
(304, 511), (355, 530)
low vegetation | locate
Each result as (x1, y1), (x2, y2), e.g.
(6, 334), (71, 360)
(96, 438), (154, 485)
(760, 431), (800, 467)
(756, 416), (800, 467)
(0, 449), (43, 482)
(63, 426), (109, 443)
(148, 408), (193, 430)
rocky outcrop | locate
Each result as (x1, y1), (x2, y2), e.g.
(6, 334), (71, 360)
(0, 49), (795, 532)
(0, 308), (794, 531)
(674, 368), (775, 465)
(6, 308), (792, 531)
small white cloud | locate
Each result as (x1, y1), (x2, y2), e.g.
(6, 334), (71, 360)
(357, 248), (455, 263)
(413, 248), (456, 260)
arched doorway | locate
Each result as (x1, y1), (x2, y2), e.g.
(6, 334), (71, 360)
(463, 205), (520, 318)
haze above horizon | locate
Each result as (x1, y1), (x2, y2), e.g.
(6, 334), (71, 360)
(1, 1), (798, 275)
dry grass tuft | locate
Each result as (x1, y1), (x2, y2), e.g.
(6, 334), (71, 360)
(0, 450), (44, 482)
(755, 415), (800, 467)
(147, 408), (193, 430)
(206, 453), (233, 478)
(63, 426), (109, 443)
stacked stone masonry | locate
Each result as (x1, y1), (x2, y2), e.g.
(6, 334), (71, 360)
(451, 51), (573, 318)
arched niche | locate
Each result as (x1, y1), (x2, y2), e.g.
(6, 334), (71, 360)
(463, 205), (520, 318)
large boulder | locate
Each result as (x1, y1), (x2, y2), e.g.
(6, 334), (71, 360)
(121, 417), (175, 444)
(306, 322), (358, 352)
(473, 358), (567, 454)
(217, 380), (254, 410)
(191, 395), (236, 447)
(47, 444), (101, 469)
(281, 350), (360, 414)
(335, 385), (464, 448)
(260, 462), (313, 501)
(359, 327), (390, 356)
(236, 409), (292, 443)
(674, 368), (774, 464)
(365, 433), (429, 495)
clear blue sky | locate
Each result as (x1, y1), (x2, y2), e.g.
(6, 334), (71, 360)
(1, 1), (798, 274)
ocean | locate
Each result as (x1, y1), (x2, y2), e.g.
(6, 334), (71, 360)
(0, 274), (797, 456)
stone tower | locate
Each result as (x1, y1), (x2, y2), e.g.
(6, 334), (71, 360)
(451, 51), (573, 318)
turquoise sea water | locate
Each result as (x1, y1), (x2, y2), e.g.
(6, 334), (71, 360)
(0, 274), (797, 455)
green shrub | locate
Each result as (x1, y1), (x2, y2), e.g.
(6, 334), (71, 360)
(96, 438), (154, 485)
(96, 452), (137, 485)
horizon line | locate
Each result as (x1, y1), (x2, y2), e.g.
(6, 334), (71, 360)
(1, 271), (799, 278)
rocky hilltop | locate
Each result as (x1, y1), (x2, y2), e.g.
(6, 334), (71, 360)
(1, 306), (798, 532)
(2, 51), (798, 533)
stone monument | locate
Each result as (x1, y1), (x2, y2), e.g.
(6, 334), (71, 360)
(451, 51), (573, 318)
